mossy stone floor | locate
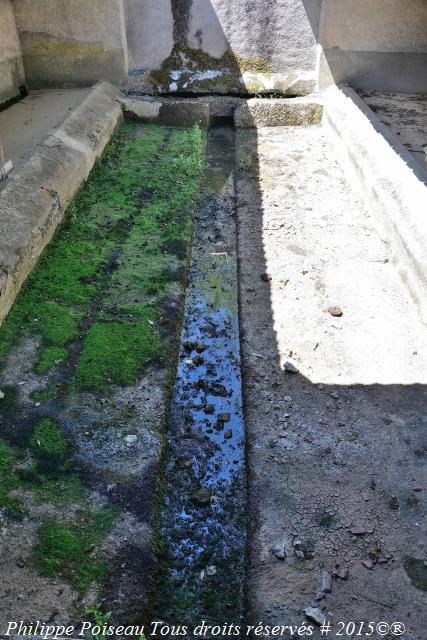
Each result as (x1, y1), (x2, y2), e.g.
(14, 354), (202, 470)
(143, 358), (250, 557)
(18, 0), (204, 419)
(0, 123), (206, 623)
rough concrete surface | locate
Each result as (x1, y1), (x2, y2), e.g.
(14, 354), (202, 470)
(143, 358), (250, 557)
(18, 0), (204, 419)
(359, 91), (427, 172)
(13, 0), (129, 88)
(323, 86), (427, 324)
(126, 0), (319, 95)
(319, 0), (427, 92)
(235, 97), (323, 128)
(0, 81), (123, 325)
(121, 96), (210, 127)
(125, 0), (174, 71)
(0, 0), (26, 103)
(236, 125), (427, 638)
(0, 88), (90, 170)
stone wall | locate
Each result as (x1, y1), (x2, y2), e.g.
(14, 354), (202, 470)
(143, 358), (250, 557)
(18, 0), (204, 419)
(125, 0), (321, 95)
(13, 0), (129, 88)
(319, 0), (427, 92)
(0, 0), (25, 105)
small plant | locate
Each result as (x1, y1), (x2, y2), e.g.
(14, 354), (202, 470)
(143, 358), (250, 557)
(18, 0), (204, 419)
(86, 605), (112, 639)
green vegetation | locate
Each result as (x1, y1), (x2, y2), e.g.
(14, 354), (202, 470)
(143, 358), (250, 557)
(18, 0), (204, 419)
(0, 123), (205, 391)
(74, 314), (162, 391)
(0, 440), (22, 517)
(29, 418), (68, 468)
(0, 122), (206, 597)
(35, 507), (118, 592)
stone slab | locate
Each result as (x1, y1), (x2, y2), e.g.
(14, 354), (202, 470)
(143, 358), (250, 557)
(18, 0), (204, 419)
(234, 97), (323, 128)
(121, 97), (210, 127)
(0, 81), (123, 325)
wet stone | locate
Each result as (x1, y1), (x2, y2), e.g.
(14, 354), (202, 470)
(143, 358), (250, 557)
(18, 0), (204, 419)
(191, 487), (212, 507)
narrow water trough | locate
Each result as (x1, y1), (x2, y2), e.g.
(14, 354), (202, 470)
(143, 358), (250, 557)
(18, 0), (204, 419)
(155, 126), (247, 625)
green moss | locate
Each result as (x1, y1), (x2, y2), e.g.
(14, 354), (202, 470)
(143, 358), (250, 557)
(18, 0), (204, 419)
(31, 386), (61, 403)
(32, 474), (85, 507)
(0, 124), (205, 396)
(0, 440), (23, 518)
(35, 507), (117, 593)
(74, 314), (163, 392)
(147, 68), (172, 86)
(147, 44), (271, 91)
(36, 346), (68, 374)
(30, 418), (68, 468)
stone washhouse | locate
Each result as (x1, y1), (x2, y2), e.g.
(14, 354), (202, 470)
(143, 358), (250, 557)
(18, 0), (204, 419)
(0, 1), (426, 638)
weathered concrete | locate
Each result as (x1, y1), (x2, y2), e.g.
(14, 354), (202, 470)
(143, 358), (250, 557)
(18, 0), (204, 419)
(359, 91), (427, 172)
(13, 0), (129, 88)
(126, 0), (320, 95)
(234, 97), (323, 128)
(121, 96), (210, 126)
(125, 0), (174, 71)
(319, 0), (427, 92)
(323, 85), (427, 322)
(0, 0), (26, 104)
(0, 88), (90, 172)
(237, 124), (427, 637)
(0, 81), (123, 325)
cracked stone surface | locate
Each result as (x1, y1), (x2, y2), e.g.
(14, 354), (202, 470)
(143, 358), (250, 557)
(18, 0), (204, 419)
(236, 125), (427, 638)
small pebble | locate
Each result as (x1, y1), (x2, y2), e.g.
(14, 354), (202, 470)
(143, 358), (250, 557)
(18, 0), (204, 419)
(304, 606), (326, 626)
(362, 559), (374, 570)
(328, 305), (343, 317)
(272, 545), (286, 560)
(284, 361), (298, 374)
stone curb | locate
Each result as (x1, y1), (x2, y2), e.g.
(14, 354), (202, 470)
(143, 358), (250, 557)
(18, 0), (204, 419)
(234, 96), (324, 128)
(121, 96), (210, 127)
(0, 81), (123, 325)
(323, 85), (427, 322)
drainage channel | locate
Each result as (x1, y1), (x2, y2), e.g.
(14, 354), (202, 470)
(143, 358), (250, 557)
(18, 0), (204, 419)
(154, 125), (246, 626)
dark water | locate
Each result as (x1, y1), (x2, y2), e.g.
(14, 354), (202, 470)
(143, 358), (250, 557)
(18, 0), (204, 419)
(155, 127), (246, 626)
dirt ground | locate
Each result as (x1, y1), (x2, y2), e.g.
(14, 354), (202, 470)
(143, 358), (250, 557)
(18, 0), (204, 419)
(236, 125), (427, 638)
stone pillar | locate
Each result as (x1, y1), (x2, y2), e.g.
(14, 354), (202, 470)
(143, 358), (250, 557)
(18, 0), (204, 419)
(13, 0), (129, 88)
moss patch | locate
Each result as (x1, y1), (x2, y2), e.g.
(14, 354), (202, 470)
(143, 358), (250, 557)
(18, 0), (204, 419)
(0, 122), (206, 598)
(35, 508), (118, 593)
(74, 315), (162, 391)
(0, 123), (206, 389)
(30, 418), (68, 469)
(0, 440), (22, 518)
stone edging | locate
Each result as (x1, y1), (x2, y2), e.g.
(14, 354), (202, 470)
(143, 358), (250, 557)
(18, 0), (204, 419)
(0, 81), (123, 324)
(323, 85), (427, 322)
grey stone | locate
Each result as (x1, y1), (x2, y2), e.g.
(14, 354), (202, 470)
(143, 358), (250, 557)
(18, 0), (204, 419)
(321, 569), (333, 593)
(272, 544), (286, 560)
(191, 486), (211, 507)
(284, 361), (299, 374)
(0, 81), (122, 325)
(235, 98), (323, 128)
(304, 606), (327, 626)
